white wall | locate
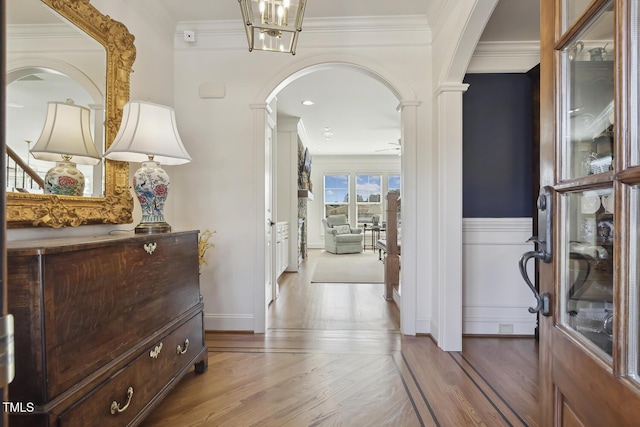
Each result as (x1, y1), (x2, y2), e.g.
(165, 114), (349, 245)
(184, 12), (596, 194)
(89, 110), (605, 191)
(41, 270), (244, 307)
(5, 2), (542, 344)
(276, 116), (304, 272)
(164, 17), (431, 332)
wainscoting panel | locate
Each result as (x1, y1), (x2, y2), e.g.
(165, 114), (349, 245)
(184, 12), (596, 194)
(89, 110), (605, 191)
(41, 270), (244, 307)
(463, 218), (537, 335)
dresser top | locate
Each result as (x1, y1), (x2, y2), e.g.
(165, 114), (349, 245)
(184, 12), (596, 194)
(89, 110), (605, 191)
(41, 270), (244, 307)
(7, 230), (198, 256)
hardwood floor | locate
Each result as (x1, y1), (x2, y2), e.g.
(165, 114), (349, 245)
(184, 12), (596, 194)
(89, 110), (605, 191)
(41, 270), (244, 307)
(141, 250), (538, 426)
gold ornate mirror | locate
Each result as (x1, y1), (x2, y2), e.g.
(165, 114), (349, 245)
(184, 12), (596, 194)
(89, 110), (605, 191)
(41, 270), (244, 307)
(6, 0), (135, 228)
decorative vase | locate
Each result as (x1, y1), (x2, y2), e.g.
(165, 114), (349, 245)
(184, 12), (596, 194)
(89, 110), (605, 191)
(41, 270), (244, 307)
(44, 160), (85, 196)
(132, 160), (171, 233)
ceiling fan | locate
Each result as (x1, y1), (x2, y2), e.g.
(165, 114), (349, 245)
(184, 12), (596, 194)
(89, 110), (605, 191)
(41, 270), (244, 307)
(375, 139), (401, 154)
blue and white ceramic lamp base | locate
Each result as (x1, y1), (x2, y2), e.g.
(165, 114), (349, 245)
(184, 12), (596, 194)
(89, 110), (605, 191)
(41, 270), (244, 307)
(133, 160), (172, 234)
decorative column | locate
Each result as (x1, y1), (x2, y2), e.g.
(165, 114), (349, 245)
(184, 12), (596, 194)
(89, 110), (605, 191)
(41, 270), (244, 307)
(435, 83), (468, 352)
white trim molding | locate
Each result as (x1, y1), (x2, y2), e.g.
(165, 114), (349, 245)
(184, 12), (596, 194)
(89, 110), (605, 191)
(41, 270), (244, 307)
(175, 16), (431, 51)
(204, 314), (255, 332)
(462, 217), (537, 335)
(467, 41), (540, 73)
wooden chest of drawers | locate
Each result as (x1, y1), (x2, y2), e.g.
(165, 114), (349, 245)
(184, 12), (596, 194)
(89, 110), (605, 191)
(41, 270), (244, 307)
(7, 231), (208, 426)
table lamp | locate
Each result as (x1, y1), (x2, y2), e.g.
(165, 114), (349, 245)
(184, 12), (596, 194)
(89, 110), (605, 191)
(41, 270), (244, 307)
(30, 99), (101, 196)
(103, 101), (192, 234)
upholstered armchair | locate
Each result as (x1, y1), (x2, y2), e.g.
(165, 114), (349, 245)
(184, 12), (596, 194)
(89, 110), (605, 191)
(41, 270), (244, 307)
(322, 214), (363, 254)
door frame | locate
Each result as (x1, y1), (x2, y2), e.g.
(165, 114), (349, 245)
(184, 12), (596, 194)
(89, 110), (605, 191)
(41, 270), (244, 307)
(251, 55), (420, 336)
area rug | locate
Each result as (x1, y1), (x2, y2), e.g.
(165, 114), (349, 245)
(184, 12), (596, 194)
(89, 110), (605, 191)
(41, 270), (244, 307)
(311, 252), (384, 283)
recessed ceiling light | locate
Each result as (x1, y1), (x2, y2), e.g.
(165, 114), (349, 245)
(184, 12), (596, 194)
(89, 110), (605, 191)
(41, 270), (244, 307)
(301, 100), (314, 106)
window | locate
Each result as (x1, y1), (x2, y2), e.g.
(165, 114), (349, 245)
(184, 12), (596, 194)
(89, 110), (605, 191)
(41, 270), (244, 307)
(324, 174), (349, 218)
(356, 174), (382, 226)
(388, 174), (401, 195)
(388, 174), (401, 224)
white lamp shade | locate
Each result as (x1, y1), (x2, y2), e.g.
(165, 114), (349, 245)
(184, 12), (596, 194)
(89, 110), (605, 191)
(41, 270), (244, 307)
(104, 101), (192, 165)
(30, 101), (101, 165)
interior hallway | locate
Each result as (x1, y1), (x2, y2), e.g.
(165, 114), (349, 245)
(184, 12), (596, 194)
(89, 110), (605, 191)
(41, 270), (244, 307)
(141, 250), (538, 426)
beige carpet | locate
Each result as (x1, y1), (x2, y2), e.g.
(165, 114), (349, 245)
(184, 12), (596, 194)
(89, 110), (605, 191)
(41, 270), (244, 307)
(311, 252), (384, 283)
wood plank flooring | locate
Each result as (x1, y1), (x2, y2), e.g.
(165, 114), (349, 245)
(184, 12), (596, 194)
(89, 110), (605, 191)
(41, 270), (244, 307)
(141, 249), (538, 427)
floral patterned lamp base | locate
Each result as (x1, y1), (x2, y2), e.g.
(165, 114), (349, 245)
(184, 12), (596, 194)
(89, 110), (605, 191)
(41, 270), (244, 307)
(133, 160), (171, 234)
(44, 160), (85, 196)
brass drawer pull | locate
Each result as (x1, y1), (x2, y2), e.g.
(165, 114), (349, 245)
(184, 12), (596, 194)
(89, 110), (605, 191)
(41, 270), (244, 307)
(176, 339), (189, 355)
(143, 242), (157, 255)
(110, 386), (134, 415)
(149, 342), (163, 359)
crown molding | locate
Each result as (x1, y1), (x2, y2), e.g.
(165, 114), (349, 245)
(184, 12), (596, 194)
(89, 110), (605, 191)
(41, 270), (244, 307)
(468, 41), (540, 73)
(7, 23), (80, 39)
(7, 23), (104, 53)
(175, 16), (431, 50)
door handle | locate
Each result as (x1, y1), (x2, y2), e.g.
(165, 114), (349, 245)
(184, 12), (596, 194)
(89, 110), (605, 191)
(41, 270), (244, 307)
(519, 250), (551, 316)
(518, 186), (553, 316)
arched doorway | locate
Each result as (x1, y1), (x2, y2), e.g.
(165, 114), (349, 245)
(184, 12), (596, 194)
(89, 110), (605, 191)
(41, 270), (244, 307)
(251, 55), (420, 335)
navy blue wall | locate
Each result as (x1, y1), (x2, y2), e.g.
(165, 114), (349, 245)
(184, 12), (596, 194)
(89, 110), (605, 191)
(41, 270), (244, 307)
(462, 73), (533, 218)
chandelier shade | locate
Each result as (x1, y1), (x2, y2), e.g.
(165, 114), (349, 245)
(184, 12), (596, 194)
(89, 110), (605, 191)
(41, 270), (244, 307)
(238, 0), (307, 54)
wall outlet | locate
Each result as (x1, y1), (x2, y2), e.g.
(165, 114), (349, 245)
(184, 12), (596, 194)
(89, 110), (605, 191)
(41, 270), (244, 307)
(498, 324), (513, 334)
(183, 30), (196, 43)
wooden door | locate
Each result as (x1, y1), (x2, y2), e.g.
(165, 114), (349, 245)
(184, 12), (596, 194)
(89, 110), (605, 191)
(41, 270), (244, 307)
(538, 0), (640, 425)
(0, 0), (7, 427)
(1, 1), (7, 424)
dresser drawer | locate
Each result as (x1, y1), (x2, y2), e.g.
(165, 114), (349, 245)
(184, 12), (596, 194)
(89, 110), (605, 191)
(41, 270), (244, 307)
(155, 310), (206, 376)
(7, 231), (201, 403)
(58, 313), (205, 427)
(44, 232), (200, 399)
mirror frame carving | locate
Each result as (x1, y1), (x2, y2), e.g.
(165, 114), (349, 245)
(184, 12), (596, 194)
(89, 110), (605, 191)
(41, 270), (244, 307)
(6, 0), (135, 228)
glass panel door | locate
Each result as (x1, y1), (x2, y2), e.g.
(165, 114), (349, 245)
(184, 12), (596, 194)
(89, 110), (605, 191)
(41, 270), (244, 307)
(630, 187), (640, 379)
(538, 0), (640, 423)
(631, 1), (640, 166)
(562, 0), (597, 32)
(560, 188), (614, 357)
(560, 6), (614, 181)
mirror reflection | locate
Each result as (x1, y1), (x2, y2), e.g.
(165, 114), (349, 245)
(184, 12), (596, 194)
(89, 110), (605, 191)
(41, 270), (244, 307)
(6, 0), (106, 197)
(7, 69), (104, 196)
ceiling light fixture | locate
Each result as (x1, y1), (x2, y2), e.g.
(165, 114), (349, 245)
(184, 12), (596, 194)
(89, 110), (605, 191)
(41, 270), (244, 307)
(238, 0), (307, 55)
(301, 100), (314, 106)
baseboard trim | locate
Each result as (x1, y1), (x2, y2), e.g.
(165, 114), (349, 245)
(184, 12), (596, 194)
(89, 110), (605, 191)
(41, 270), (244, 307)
(463, 334), (535, 338)
(204, 314), (254, 331)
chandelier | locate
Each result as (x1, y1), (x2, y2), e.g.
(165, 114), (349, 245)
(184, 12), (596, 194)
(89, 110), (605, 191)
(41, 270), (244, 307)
(238, 0), (307, 55)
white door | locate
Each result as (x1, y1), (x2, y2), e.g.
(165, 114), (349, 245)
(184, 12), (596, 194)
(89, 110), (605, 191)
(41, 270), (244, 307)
(265, 115), (275, 308)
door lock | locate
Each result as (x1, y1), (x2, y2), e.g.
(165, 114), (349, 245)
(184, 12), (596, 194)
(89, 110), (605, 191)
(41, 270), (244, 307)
(519, 186), (553, 316)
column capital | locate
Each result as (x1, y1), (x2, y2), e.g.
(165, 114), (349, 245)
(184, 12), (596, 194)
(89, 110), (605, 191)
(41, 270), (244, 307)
(396, 100), (421, 111)
(435, 83), (469, 97)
